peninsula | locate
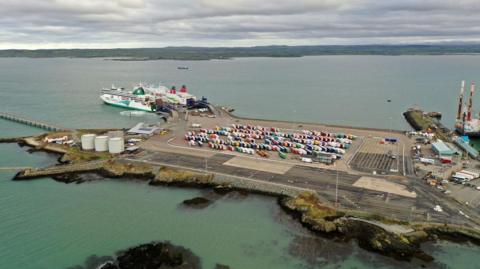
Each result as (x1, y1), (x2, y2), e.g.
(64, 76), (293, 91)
(3, 103), (480, 263)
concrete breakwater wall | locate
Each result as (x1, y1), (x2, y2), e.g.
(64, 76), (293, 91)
(12, 155), (309, 199)
(209, 173), (312, 198)
(143, 162), (316, 199)
(152, 169), (310, 198)
(13, 159), (155, 181)
(14, 161), (107, 180)
(0, 136), (29, 143)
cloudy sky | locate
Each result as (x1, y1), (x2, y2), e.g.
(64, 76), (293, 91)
(1, 0), (480, 49)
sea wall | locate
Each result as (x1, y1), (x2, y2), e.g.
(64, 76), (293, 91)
(278, 192), (480, 262)
(0, 136), (29, 143)
(151, 166), (311, 198)
(278, 193), (431, 261)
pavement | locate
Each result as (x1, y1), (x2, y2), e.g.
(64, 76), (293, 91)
(129, 110), (480, 229)
(124, 149), (475, 225)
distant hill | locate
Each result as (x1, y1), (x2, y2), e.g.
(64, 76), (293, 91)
(1, 45), (480, 60)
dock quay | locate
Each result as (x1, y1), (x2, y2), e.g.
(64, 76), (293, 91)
(403, 108), (450, 140)
(0, 112), (67, 132)
(14, 160), (106, 180)
(0, 136), (28, 143)
(0, 167), (33, 172)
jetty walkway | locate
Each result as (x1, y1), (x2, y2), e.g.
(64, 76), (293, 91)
(0, 112), (67, 132)
(0, 167), (33, 172)
(14, 161), (106, 180)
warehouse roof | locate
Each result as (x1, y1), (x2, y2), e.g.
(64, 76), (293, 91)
(454, 137), (479, 159)
(432, 140), (455, 155)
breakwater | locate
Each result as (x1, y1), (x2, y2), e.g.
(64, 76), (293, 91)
(0, 136), (29, 143)
(141, 161), (315, 199)
(13, 160), (155, 181)
(14, 160), (107, 180)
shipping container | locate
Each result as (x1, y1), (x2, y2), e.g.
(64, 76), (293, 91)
(458, 170), (480, 178)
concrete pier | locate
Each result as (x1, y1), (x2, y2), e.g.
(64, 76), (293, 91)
(14, 161), (106, 180)
(0, 136), (28, 143)
(0, 167), (33, 172)
(0, 112), (67, 132)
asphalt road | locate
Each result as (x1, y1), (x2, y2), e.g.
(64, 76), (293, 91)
(122, 149), (480, 227)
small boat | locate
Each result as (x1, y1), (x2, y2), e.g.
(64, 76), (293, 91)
(177, 66), (189, 70)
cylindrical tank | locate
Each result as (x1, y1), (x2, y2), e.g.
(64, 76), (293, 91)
(108, 137), (124, 154)
(94, 135), (108, 152)
(81, 134), (96, 150)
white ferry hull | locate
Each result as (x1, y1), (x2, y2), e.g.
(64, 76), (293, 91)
(100, 94), (154, 112)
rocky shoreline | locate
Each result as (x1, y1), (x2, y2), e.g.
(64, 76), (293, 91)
(278, 192), (480, 262)
(71, 241), (234, 269)
(72, 241), (203, 269)
(182, 197), (213, 209)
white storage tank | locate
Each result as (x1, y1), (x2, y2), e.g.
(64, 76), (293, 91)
(81, 134), (96, 150)
(94, 135), (109, 152)
(108, 137), (124, 154)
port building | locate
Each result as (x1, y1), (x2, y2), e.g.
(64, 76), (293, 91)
(454, 137), (479, 159)
(432, 140), (455, 156)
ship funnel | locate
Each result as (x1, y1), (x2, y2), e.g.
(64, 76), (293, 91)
(180, 85), (187, 93)
(457, 80), (465, 121)
(467, 82), (475, 121)
(170, 86), (176, 94)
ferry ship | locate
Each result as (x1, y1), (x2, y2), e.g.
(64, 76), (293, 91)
(100, 84), (196, 112)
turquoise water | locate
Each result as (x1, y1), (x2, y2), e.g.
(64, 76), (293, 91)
(2, 142), (478, 269)
(1, 57), (480, 268)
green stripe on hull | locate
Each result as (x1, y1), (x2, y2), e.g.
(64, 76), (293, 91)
(103, 101), (154, 112)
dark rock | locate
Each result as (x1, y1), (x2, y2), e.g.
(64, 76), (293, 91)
(58, 153), (72, 164)
(26, 147), (39, 153)
(214, 264), (230, 269)
(213, 185), (233, 195)
(343, 220), (428, 262)
(51, 173), (83, 184)
(182, 197), (212, 209)
(98, 241), (201, 269)
(277, 195), (433, 263)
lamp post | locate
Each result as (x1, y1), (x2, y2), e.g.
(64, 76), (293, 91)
(335, 165), (339, 208)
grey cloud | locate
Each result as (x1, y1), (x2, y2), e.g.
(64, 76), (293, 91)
(1, 0), (480, 48)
